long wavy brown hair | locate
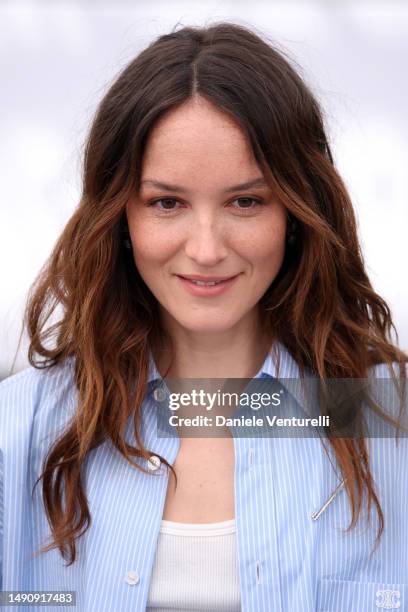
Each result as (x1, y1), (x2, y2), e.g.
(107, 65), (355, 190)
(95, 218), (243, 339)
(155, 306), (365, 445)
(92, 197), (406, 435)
(21, 22), (407, 566)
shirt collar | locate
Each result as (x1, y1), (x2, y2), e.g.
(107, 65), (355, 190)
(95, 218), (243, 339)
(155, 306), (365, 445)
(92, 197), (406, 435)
(146, 340), (315, 416)
(147, 340), (299, 380)
(255, 343), (317, 417)
(147, 351), (162, 386)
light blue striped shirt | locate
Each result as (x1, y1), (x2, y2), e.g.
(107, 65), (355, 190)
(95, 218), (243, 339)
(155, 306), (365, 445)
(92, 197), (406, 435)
(0, 341), (407, 611)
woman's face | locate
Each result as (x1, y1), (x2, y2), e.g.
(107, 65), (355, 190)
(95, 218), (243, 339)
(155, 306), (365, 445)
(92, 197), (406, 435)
(126, 96), (287, 336)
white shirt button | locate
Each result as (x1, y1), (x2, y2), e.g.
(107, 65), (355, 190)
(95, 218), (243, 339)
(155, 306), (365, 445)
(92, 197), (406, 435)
(153, 386), (167, 402)
(125, 570), (140, 585)
(147, 455), (161, 471)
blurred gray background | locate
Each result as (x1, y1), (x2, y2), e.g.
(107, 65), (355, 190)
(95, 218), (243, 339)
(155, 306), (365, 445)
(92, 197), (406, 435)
(1, 0), (407, 378)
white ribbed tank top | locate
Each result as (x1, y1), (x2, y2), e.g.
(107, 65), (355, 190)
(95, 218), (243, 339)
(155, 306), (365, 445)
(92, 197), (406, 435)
(146, 518), (241, 611)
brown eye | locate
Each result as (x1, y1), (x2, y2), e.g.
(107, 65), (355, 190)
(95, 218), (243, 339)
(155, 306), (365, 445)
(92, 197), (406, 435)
(149, 198), (182, 211)
(231, 197), (264, 211)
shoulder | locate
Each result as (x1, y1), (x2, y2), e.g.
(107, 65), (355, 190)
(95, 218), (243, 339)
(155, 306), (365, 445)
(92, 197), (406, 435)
(0, 358), (78, 452)
(0, 357), (77, 413)
(0, 356), (76, 391)
(363, 359), (408, 442)
(366, 359), (407, 405)
(368, 359), (408, 379)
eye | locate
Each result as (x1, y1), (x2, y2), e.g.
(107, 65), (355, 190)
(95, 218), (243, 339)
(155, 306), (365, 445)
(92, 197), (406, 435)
(148, 198), (182, 212)
(231, 197), (264, 212)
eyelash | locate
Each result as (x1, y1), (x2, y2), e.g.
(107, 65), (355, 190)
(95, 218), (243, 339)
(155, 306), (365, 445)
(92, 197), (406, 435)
(147, 197), (265, 214)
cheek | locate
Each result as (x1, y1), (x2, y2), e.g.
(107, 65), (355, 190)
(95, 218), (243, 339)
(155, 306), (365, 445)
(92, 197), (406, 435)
(126, 202), (179, 267)
(235, 218), (287, 269)
(129, 222), (180, 267)
(259, 231), (286, 267)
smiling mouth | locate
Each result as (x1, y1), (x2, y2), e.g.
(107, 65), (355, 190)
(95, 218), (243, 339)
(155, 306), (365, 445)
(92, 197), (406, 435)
(180, 278), (231, 286)
(175, 273), (241, 296)
(176, 274), (239, 286)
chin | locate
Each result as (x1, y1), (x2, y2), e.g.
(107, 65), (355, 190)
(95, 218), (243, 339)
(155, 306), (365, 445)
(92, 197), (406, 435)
(180, 317), (238, 334)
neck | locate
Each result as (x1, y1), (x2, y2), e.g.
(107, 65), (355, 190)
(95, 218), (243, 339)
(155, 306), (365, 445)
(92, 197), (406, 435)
(153, 309), (273, 380)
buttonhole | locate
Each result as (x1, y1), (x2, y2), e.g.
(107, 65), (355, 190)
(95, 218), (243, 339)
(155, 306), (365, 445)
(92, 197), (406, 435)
(256, 561), (262, 585)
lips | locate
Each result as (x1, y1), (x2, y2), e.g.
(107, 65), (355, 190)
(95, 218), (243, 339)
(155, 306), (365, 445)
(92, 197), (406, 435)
(177, 274), (238, 283)
(176, 273), (240, 297)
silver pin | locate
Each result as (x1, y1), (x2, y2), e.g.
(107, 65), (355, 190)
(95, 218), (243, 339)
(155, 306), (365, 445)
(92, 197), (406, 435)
(311, 478), (346, 521)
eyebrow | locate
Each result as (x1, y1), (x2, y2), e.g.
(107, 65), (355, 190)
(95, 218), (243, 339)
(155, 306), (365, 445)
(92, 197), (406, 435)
(139, 177), (268, 193)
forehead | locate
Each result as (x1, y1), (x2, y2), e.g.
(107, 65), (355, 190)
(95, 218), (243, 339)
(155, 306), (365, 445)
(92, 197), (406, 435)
(140, 97), (262, 190)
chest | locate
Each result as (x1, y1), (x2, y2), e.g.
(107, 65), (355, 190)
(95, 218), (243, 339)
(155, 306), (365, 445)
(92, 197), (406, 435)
(162, 436), (235, 522)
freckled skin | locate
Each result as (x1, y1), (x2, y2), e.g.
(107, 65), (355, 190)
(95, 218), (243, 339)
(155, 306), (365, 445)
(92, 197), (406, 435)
(125, 95), (287, 337)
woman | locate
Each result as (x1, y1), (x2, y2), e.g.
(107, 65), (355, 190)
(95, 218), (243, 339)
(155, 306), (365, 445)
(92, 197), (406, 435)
(1, 21), (407, 612)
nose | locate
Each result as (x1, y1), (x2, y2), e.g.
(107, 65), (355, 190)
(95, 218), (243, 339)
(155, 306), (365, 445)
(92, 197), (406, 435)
(184, 216), (229, 267)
